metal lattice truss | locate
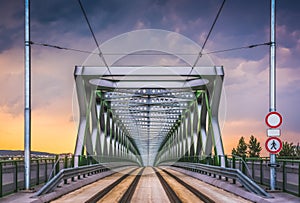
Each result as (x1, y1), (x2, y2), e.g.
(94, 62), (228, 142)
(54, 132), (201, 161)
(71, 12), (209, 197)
(74, 66), (224, 167)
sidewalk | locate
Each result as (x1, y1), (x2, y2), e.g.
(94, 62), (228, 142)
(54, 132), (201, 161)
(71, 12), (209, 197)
(168, 166), (300, 203)
(0, 188), (39, 203)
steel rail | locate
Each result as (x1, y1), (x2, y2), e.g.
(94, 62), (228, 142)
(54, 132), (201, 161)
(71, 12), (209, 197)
(118, 167), (145, 203)
(161, 168), (215, 203)
(169, 162), (272, 198)
(154, 167), (182, 203)
(85, 168), (139, 203)
(34, 162), (135, 196)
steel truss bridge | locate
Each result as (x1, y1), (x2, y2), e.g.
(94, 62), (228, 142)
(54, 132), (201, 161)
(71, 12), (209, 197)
(74, 65), (225, 167)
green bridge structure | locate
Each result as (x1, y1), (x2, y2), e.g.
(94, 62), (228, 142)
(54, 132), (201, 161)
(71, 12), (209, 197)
(73, 65), (225, 168)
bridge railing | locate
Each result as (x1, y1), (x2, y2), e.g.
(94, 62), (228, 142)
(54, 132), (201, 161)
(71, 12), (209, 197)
(171, 155), (300, 197)
(162, 161), (271, 198)
(0, 155), (78, 197)
(34, 161), (138, 196)
(0, 158), (57, 197)
(75, 155), (140, 167)
(0, 155), (140, 197)
(237, 157), (300, 197)
(34, 163), (108, 196)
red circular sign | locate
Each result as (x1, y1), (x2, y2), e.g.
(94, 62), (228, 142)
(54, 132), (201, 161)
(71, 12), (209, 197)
(265, 137), (282, 154)
(265, 112), (282, 128)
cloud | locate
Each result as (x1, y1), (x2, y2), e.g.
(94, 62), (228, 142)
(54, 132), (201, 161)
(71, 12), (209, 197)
(218, 47), (300, 155)
(0, 1), (23, 53)
(134, 20), (147, 29)
(0, 48), (24, 116)
(276, 25), (300, 70)
(0, 0), (300, 154)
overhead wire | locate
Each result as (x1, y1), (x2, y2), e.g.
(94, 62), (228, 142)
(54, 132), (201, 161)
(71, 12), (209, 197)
(29, 1), (271, 160)
(77, 0), (112, 75)
(29, 1), (270, 70)
(29, 41), (96, 55)
(192, 0), (226, 68)
(30, 41), (270, 56)
(202, 42), (271, 55)
(185, 0), (226, 85)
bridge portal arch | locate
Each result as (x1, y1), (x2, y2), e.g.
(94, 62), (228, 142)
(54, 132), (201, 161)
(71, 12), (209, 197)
(73, 30), (225, 167)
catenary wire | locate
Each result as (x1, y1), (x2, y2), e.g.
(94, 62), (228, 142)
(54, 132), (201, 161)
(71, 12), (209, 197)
(192, 0), (226, 68)
(29, 41), (96, 55)
(185, 0), (226, 86)
(77, 0), (112, 75)
(30, 41), (270, 56)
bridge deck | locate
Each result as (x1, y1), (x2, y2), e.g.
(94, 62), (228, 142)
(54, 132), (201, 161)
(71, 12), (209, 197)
(41, 166), (251, 203)
(1, 166), (299, 203)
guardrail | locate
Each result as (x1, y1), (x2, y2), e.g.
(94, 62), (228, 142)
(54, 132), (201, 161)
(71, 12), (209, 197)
(0, 155), (141, 198)
(34, 162), (138, 196)
(169, 162), (272, 198)
(162, 155), (300, 197)
(34, 163), (107, 196)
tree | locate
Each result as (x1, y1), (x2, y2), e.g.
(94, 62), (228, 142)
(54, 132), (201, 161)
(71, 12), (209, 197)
(232, 136), (247, 157)
(247, 135), (262, 157)
(232, 148), (237, 155)
(278, 141), (296, 157)
(296, 143), (300, 157)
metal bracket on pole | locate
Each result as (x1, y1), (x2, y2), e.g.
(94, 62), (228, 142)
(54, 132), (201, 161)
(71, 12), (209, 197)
(24, 0), (31, 190)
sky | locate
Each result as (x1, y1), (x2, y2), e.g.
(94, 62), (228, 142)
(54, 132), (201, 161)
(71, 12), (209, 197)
(0, 0), (300, 156)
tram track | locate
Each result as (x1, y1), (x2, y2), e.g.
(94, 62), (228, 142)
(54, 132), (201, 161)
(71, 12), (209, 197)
(84, 167), (144, 203)
(160, 168), (215, 203)
(52, 166), (249, 203)
(154, 167), (182, 203)
(155, 167), (215, 203)
(118, 167), (145, 202)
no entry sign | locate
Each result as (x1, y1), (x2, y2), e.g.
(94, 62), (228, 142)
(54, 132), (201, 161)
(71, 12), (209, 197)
(265, 112), (282, 128)
(265, 137), (282, 154)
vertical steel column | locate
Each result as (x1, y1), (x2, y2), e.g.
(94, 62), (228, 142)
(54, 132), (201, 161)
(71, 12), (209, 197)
(113, 121), (117, 156)
(183, 113), (188, 156)
(187, 109), (192, 156)
(171, 125), (176, 159)
(147, 95), (150, 166)
(170, 134), (173, 159)
(192, 102), (198, 156)
(269, 0), (277, 191)
(74, 76), (87, 167)
(108, 113), (113, 156)
(117, 128), (121, 157)
(176, 128), (180, 158)
(24, 0), (31, 190)
(126, 135), (129, 158)
(178, 120), (182, 157)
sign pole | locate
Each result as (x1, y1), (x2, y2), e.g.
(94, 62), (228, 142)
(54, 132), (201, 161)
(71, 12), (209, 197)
(24, 0), (31, 190)
(269, 0), (277, 191)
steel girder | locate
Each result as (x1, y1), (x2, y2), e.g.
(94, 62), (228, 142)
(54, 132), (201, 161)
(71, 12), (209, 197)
(74, 66), (224, 167)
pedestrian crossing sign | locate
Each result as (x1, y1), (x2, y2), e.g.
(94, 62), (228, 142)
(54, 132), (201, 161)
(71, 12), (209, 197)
(265, 137), (282, 154)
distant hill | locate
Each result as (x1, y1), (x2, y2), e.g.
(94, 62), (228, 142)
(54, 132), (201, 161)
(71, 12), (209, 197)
(0, 150), (56, 157)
